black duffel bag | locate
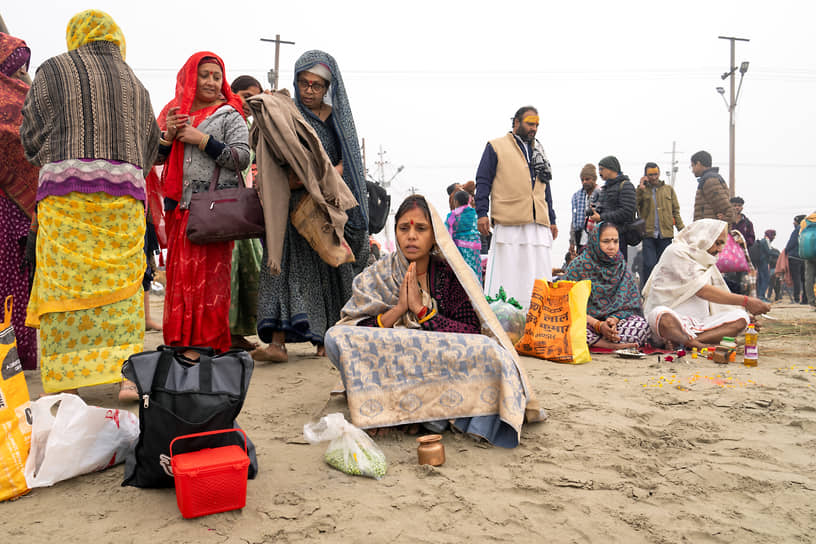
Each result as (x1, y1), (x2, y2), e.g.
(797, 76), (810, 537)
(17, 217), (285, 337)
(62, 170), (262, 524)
(121, 345), (257, 488)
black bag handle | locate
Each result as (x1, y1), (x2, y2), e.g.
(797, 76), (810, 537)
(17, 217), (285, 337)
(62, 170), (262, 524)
(158, 345), (216, 356)
(152, 347), (215, 393)
(127, 345), (250, 398)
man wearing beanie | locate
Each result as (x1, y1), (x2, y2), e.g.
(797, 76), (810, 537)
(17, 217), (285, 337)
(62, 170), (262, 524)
(570, 163), (601, 255)
(690, 150), (736, 224)
(636, 163), (684, 287)
(588, 155), (637, 260)
(475, 105), (557, 309)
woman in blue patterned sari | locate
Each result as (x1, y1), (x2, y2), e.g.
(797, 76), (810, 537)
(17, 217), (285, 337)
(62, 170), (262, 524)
(255, 50), (369, 361)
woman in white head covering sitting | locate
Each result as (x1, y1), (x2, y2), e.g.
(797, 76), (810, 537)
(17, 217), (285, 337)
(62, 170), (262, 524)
(643, 219), (771, 349)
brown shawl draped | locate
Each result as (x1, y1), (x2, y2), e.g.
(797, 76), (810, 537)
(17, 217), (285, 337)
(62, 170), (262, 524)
(247, 91), (358, 274)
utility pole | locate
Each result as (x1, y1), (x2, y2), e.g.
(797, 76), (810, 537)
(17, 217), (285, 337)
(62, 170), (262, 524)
(718, 35), (750, 197)
(372, 146), (404, 252)
(260, 34), (295, 90)
(663, 141), (683, 186)
(374, 146), (389, 187)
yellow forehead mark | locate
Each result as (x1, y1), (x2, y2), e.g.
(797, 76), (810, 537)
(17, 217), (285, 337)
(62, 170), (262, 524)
(523, 115), (539, 124)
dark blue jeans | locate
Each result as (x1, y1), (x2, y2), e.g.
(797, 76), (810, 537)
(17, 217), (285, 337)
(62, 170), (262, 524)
(641, 237), (673, 288)
(756, 263), (770, 301)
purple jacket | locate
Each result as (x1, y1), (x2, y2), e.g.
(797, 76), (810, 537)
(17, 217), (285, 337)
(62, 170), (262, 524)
(733, 214), (756, 248)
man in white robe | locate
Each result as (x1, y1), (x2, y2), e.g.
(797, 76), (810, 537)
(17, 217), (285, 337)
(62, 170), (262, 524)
(474, 106), (557, 309)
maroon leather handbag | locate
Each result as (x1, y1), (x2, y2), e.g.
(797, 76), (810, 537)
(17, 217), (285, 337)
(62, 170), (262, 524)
(186, 149), (265, 244)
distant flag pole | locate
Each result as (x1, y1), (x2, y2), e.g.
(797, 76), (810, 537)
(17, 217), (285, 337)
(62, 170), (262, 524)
(260, 34), (295, 90)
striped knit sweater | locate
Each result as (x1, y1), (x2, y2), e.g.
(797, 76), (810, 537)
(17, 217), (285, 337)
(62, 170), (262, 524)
(20, 41), (159, 173)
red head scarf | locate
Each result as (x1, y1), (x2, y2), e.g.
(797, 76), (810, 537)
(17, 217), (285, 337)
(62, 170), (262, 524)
(0, 33), (38, 217)
(157, 51), (244, 202)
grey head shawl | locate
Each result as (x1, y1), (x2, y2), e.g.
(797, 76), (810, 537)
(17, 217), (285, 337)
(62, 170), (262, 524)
(294, 50), (368, 231)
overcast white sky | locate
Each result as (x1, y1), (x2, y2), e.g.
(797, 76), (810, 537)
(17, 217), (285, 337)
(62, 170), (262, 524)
(4, 0), (815, 258)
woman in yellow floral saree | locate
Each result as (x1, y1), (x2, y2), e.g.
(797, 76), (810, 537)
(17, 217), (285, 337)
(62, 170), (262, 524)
(20, 10), (159, 395)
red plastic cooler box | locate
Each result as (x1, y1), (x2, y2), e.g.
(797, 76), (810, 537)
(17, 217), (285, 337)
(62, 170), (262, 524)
(170, 428), (250, 519)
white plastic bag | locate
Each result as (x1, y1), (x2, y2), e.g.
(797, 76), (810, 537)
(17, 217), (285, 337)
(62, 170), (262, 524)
(24, 393), (139, 488)
(303, 413), (387, 479)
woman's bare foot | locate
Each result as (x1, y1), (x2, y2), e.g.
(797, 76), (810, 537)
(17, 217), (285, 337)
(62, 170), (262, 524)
(316, 345), (326, 357)
(684, 338), (717, 351)
(231, 334), (258, 351)
(366, 424), (420, 437)
(593, 338), (639, 350)
(118, 379), (139, 402)
(180, 349), (201, 361)
(401, 424), (421, 435)
(250, 342), (288, 363)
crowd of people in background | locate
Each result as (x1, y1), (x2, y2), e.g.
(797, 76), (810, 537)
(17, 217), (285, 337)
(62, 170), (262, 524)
(1, 9), (814, 444)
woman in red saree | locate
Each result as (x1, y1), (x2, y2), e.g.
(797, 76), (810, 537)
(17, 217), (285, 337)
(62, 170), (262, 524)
(155, 52), (249, 353)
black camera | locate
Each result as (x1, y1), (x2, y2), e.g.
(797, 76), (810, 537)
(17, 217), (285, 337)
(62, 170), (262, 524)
(585, 207), (595, 217)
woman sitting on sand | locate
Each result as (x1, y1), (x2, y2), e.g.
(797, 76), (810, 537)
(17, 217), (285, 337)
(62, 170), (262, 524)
(643, 219), (770, 349)
(563, 222), (649, 349)
(323, 195), (544, 448)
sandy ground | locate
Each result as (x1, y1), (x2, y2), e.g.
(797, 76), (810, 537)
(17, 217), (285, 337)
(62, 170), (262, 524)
(3, 295), (816, 543)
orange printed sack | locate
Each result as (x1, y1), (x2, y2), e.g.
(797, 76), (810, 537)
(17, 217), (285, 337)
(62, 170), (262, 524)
(0, 296), (33, 501)
(514, 279), (591, 364)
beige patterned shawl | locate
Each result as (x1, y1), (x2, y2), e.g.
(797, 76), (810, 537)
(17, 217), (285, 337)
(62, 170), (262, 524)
(337, 202), (545, 423)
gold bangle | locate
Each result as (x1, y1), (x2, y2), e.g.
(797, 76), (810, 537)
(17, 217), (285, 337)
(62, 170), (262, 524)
(376, 314), (385, 328)
(159, 136), (173, 147)
(198, 134), (210, 151)
(417, 307), (437, 324)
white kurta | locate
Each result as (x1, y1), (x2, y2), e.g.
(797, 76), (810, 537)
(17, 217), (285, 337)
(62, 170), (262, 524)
(483, 223), (552, 310)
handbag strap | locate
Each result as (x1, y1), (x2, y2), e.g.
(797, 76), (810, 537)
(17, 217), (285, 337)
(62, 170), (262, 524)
(206, 146), (245, 193)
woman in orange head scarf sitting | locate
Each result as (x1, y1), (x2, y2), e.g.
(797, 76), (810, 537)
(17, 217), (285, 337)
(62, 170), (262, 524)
(155, 52), (249, 354)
